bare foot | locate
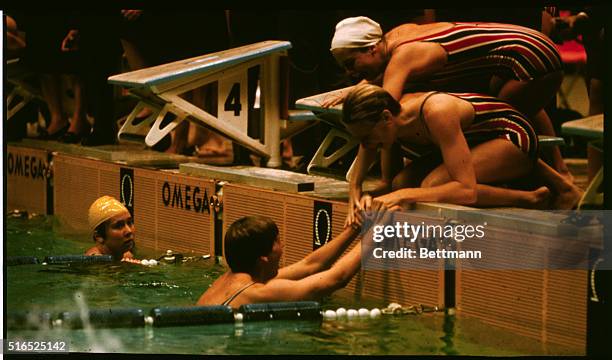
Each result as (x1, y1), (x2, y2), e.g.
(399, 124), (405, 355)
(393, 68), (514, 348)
(194, 146), (228, 157)
(194, 139), (232, 157)
(552, 185), (584, 210)
(526, 186), (551, 209)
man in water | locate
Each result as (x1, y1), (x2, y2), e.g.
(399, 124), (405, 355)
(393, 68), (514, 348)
(85, 195), (135, 260)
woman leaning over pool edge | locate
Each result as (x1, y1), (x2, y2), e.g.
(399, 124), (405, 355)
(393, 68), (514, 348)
(342, 84), (582, 225)
(324, 16), (571, 181)
(85, 195), (136, 261)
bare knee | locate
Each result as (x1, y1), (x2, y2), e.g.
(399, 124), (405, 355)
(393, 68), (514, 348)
(391, 172), (407, 191)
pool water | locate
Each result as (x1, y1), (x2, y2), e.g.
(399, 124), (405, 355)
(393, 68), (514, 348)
(4, 215), (577, 355)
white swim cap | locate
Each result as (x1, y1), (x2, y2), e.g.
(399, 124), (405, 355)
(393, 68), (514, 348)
(330, 16), (383, 51)
(88, 195), (129, 231)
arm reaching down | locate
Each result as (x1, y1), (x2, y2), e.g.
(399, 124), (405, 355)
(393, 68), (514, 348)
(375, 94), (477, 207)
(253, 200), (391, 302)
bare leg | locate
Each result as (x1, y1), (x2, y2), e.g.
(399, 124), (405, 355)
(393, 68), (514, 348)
(66, 76), (90, 135)
(532, 109), (572, 182)
(395, 139), (550, 208)
(40, 74), (68, 135)
(166, 121), (190, 155)
(190, 84), (231, 157)
(194, 131), (230, 156)
(166, 90), (197, 154)
(495, 71), (572, 181)
(120, 39), (147, 70)
(281, 139), (294, 160)
(391, 160), (428, 190)
(534, 159), (583, 209)
(588, 78), (603, 115)
(473, 184), (550, 208)
(120, 39), (152, 118)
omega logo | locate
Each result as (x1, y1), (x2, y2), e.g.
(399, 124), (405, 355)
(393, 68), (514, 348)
(121, 174), (133, 207)
(314, 209), (331, 247)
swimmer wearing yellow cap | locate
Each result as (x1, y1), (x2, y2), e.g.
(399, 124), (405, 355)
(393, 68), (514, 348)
(85, 196), (135, 260)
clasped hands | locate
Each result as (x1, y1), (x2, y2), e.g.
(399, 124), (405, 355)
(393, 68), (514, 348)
(346, 194), (396, 234)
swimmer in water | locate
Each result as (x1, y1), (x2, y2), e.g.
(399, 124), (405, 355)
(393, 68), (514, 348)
(85, 196), (135, 261)
(197, 198), (391, 309)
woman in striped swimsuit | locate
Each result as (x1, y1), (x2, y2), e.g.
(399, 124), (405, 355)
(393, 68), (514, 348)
(326, 16), (570, 181)
(342, 84), (581, 224)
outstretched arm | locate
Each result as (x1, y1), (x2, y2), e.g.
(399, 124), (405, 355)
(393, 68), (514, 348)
(276, 223), (362, 281)
(346, 144), (380, 226)
(255, 201), (390, 302)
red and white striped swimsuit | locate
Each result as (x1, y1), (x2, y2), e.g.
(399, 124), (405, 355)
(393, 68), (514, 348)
(422, 92), (539, 161)
(396, 22), (562, 83)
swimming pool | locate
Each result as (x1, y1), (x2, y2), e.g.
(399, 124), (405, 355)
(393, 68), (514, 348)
(5, 214), (578, 355)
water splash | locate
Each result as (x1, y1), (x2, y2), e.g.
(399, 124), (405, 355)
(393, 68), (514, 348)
(73, 291), (125, 353)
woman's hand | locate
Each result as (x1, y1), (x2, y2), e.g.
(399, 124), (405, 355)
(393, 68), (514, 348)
(320, 90), (347, 107)
(344, 184), (364, 227)
(374, 191), (407, 211)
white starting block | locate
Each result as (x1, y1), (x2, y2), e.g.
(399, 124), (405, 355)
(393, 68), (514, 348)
(108, 40), (316, 168)
(6, 58), (43, 121)
(296, 86), (359, 177)
(561, 114), (604, 209)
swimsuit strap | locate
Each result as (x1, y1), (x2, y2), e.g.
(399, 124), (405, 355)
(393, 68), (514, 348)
(418, 91), (443, 137)
(221, 281), (256, 306)
(393, 22), (459, 49)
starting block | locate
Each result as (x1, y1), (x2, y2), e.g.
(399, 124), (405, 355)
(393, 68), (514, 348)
(6, 58), (43, 121)
(109, 41), (317, 168)
(295, 86), (359, 177)
(561, 114), (604, 209)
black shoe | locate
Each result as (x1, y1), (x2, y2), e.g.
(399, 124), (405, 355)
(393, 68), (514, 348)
(38, 123), (70, 141)
(59, 131), (86, 144)
(81, 131), (117, 146)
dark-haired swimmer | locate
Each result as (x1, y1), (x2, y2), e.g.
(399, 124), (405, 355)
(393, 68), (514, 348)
(197, 199), (390, 309)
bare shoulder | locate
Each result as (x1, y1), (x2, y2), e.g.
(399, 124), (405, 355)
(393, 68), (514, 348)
(387, 22), (454, 48)
(421, 93), (463, 126)
(237, 279), (286, 303)
(247, 278), (301, 303)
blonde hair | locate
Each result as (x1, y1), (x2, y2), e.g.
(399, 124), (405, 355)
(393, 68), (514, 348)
(342, 84), (401, 125)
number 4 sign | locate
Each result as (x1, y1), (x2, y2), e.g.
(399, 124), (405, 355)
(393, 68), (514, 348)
(218, 72), (248, 134)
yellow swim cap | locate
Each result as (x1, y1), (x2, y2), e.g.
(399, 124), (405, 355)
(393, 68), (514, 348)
(88, 196), (129, 231)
